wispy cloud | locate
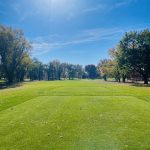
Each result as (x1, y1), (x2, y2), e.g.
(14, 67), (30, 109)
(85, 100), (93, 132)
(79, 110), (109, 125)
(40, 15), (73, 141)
(31, 27), (124, 56)
(32, 42), (53, 56)
(113, 0), (137, 8)
(80, 0), (136, 14)
(31, 24), (149, 56)
(81, 4), (106, 14)
(8, 0), (137, 21)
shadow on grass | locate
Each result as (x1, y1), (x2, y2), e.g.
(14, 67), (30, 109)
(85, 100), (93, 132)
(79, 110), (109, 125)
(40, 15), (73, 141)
(0, 82), (23, 90)
(130, 83), (150, 87)
(102, 80), (150, 87)
(104, 80), (134, 84)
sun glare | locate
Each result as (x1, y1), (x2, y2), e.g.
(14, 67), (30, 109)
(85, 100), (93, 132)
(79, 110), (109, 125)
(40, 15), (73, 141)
(33, 0), (78, 17)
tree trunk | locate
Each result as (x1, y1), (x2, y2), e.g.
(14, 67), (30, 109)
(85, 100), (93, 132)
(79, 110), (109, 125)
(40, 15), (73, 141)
(143, 75), (148, 84)
(7, 72), (14, 84)
(122, 76), (126, 83)
(58, 74), (61, 80)
(8, 77), (13, 84)
(103, 75), (107, 81)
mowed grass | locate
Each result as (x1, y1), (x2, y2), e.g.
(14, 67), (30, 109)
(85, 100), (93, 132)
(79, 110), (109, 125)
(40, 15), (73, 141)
(0, 80), (150, 150)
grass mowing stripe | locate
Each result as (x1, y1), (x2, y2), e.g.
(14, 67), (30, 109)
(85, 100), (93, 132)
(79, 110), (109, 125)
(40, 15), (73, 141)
(0, 96), (150, 149)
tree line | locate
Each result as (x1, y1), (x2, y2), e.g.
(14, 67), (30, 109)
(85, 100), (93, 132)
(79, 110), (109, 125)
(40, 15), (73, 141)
(0, 24), (100, 83)
(98, 29), (150, 84)
(0, 24), (150, 84)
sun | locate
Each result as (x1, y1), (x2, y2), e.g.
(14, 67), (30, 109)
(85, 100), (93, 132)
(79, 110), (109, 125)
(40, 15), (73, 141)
(50, 0), (73, 10)
(45, 0), (76, 17)
(32, 0), (79, 18)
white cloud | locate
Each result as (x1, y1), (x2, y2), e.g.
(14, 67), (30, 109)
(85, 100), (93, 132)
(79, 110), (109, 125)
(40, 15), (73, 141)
(31, 25), (148, 56)
(31, 27), (123, 56)
(9, 0), (137, 21)
(32, 42), (53, 56)
(113, 0), (136, 8)
(80, 0), (137, 15)
(81, 4), (106, 14)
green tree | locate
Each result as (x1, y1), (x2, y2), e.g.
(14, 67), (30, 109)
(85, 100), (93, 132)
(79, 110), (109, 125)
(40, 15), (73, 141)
(85, 64), (98, 79)
(98, 59), (114, 81)
(0, 25), (31, 83)
(76, 64), (83, 79)
(61, 63), (68, 80)
(119, 29), (150, 84)
(29, 58), (44, 81)
(16, 54), (32, 82)
(47, 60), (63, 80)
(67, 64), (76, 80)
(109, 48), (129, 83)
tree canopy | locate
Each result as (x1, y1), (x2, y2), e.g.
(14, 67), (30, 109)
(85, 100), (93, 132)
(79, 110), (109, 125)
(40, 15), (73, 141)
(0, 25), (31, 83)
(0, 24), (150, 84)
(117, 29), (150, 84)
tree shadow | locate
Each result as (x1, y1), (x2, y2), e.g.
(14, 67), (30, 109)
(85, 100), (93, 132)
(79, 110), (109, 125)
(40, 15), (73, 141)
(130, 83), (150, 87)
(103, 80), (150, 87)
(104, 80), (134, 84)
(0, 82), (23, 90)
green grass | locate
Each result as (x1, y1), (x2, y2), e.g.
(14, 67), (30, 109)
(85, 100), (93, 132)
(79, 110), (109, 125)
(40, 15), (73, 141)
(0, 80), (150, 150)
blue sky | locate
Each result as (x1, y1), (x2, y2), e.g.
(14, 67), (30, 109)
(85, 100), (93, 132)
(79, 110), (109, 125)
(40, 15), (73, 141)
(1, 0), (150, 65)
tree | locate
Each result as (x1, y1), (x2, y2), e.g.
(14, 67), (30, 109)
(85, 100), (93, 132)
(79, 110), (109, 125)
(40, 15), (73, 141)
(16, 54), (32, 82)
(76, 64), (83, 79)
(118, 29), (150, 84)
(109, 48), (129, 83)
(61, 63), (68, 80)
(29, 58), (44, 81)
(98, 59), (114, 81)
(54, 60), (63, 80)
(85, 64), (98, 79)
(47, 60), (63, 80)
(0, 55), (3, 80)
(0, 25), (31, 83)
(67, 64), (76, 80)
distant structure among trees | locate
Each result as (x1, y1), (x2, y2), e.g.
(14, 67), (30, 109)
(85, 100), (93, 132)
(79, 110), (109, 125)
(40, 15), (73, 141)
(0, 24), (150, 84)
